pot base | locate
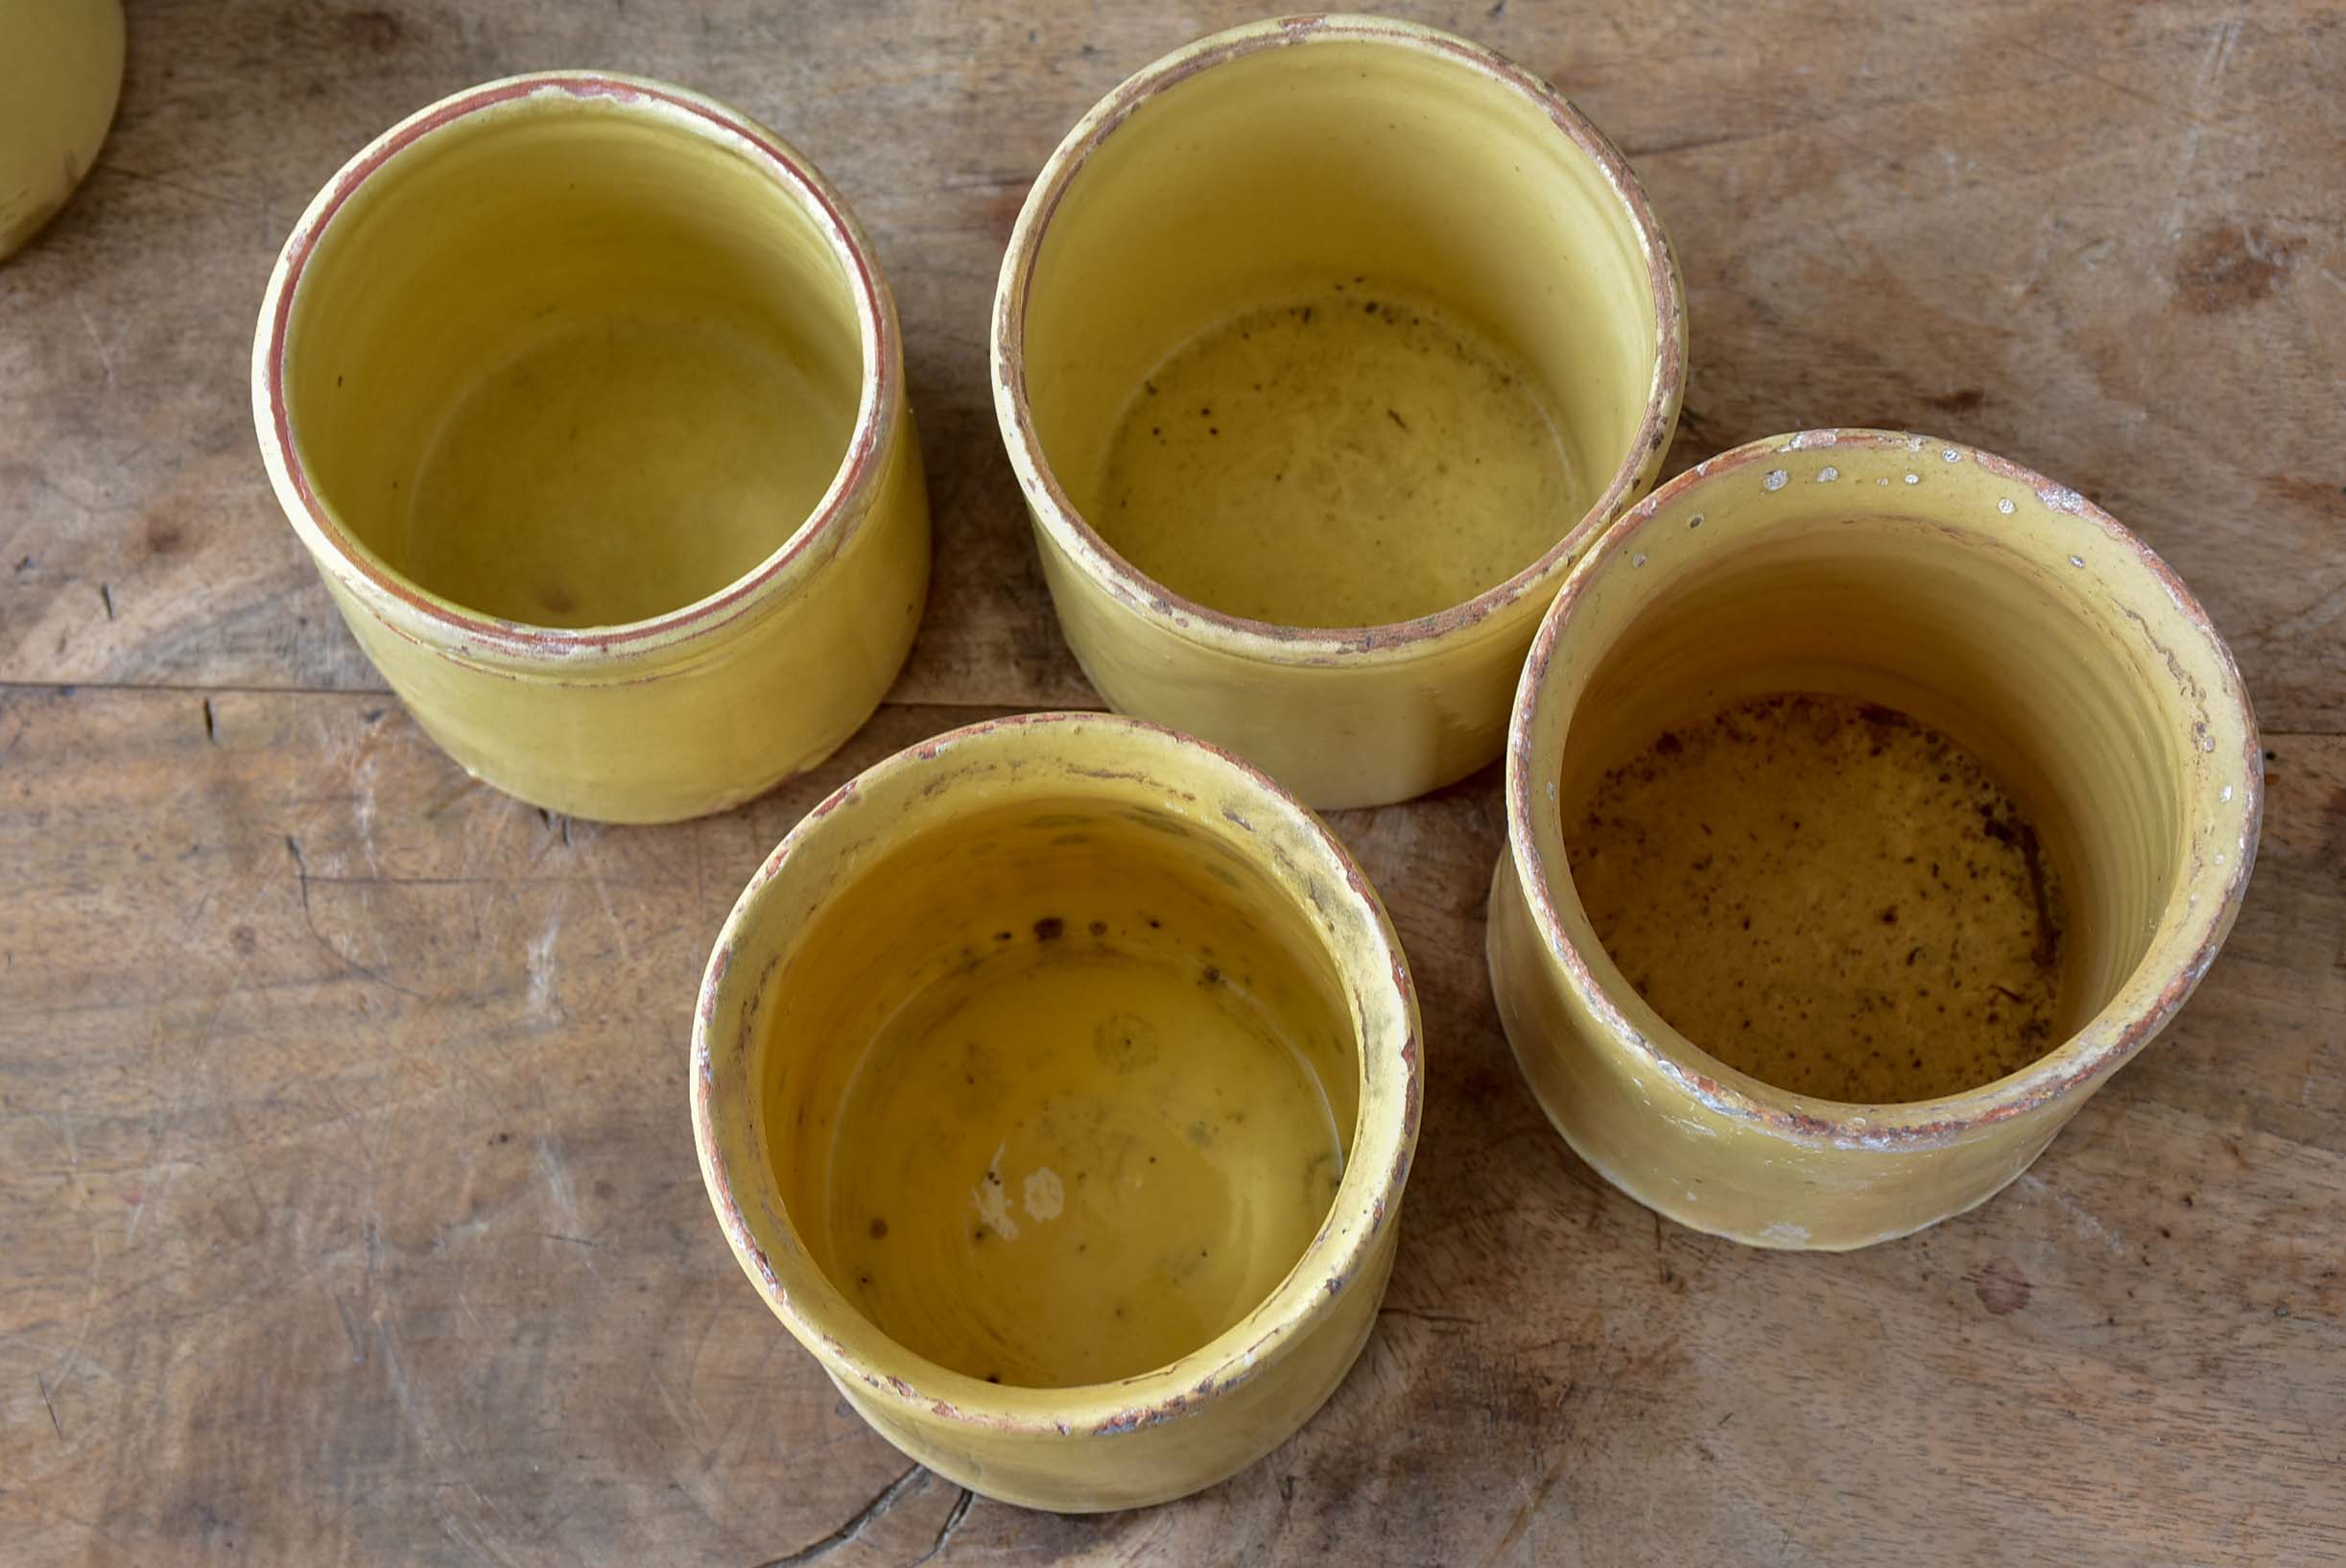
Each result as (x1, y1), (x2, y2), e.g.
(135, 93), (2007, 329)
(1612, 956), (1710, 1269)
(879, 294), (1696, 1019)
(771, 800), (1359, 1391)
(404, 310), (852, 628)
(1567, 691), (2069, 1105)
(1095, 281), (1574, 629)
(818, 924), (1343, 1389)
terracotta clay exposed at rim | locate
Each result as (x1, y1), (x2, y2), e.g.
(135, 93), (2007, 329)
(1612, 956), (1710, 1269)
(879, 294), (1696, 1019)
(992, 13), (1686, 665)
(1504, 429), (2263, 1156)
(255, 71), (897, 667)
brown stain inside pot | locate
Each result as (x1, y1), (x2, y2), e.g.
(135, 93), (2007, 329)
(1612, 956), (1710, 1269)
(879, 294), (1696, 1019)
(1565, 694), (2067, 1104)
(1092, 281), (1575, 628)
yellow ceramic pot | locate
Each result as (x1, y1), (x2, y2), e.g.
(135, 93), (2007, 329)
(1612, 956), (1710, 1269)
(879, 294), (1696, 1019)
(993, 14), (1684, 811)
(692, 712), (1421, 1510)
(1488, 431), (2261, 1249)
(252, 74), (927, 823)
(0, 0), (125, 259)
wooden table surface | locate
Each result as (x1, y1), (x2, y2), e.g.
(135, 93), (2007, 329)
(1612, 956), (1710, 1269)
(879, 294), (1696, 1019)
(4, 2), (2341, 1563)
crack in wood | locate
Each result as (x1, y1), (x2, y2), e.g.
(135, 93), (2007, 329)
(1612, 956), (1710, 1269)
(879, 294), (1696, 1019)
(746, 1464), (929, 1568)
(906, 1487), (974, 1568)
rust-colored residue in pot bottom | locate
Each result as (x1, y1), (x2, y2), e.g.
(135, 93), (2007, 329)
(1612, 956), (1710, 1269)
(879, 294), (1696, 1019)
(1565, 694), (2066, 1104)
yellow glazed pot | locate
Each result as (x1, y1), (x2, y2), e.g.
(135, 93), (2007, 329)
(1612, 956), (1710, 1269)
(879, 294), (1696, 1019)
(0, 0), (125, 259)
(252, 74), (927, 823)
(993, 14), (1684, 811)
(1488, 431), (2260, 1249)
(692, 712), (1421, 1510)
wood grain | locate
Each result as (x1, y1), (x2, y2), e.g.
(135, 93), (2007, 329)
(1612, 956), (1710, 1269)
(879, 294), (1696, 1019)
(2, 3), (2340, 1564)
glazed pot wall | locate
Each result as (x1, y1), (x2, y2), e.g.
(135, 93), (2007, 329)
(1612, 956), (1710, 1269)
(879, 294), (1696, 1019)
(255, 77), (928, 824)
(693, 715), (1421, 1510)
(997, 17), (1682, 811)
(0, 0), (125, 258)
(321, 425), (926, 823)
(1030, 535), (1532, 810)
(1488, 852), (2069, 1247)
(846, 1225), (1396, 1510)
(1492, 432), (2260, 1248)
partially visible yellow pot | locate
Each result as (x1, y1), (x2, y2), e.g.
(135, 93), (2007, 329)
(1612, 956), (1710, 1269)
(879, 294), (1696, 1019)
(692, 712), (1421, 1511)
(993, 14), (1684, 811)
(253, 74), (927, 824)
(0, 0), (125, 259)
(1489, 431), (2261, 1249)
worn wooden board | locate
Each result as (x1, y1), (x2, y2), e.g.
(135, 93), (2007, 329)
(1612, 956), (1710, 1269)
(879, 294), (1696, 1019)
(1, 2), (2340, 1564)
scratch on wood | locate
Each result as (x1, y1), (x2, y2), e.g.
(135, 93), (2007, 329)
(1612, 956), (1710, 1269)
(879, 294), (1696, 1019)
(332, 1290), (367, 1366)
(581, 843), (631, 963)
(2019, 1172), (2131, 1259)
(534, 1135), (600, 1276)
(1377, 1304), (1481, 1328)
(37, 1373), (62, 1440)
(71, 294), (115, 387)
(1481, 1439), (1570, 1564)
(526, 886), (566, 1021)
(286, 834), (425, 999)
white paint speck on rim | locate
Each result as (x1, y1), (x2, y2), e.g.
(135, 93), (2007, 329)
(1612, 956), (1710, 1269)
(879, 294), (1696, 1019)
(1998, 497), (2016, 514)
(2221, 785), (2235, 802)
(1815, 465), (1839, 482)
(1764, 469), (1789, 490)
(1632, 551), (1648, 567)
(1876, 476), (1890, 486)
(1904, 473), (1921, 485)
(2070, 554), (2086, 567)
(1942, 447), (1961, 463)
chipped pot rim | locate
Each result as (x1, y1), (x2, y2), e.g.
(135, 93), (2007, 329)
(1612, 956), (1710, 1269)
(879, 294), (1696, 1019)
(689, 709), (1423, 1438)
(990, 12), (1686, 667)
(251, 71), (899, 673)
(1504, 429), (2264, 1152)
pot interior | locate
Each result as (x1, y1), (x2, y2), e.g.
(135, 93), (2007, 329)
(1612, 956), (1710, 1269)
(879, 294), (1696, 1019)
(282, 89), (864, 629)
(1017, 33), (1660, 629)
(758, 798), (1359, 1389)
(1552, 492), (2191, 1105)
